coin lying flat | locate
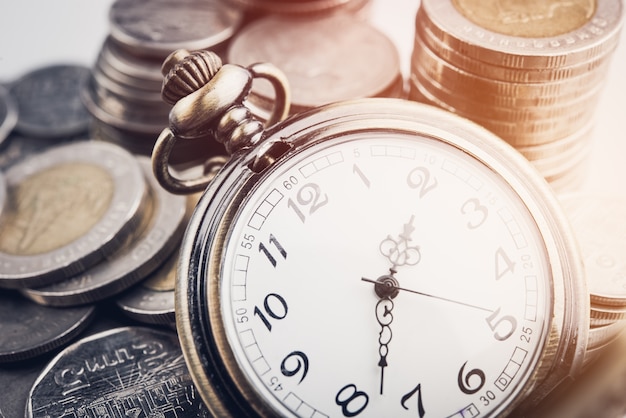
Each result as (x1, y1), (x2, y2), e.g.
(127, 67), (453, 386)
(227, 13), (403, 115)
(0, 84), (18, 147)
(26, 326), (210, 417)
(0, 140), (146, 288)
(109, 0), (243, 58)
(0, 290), (95, 363)
(8, 65), (91, 138)
(21, 156), (187, 306)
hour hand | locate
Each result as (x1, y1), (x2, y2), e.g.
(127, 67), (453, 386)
(376, 297), (394, 395)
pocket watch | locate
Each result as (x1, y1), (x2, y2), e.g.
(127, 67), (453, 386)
(152, 50), (588, 417)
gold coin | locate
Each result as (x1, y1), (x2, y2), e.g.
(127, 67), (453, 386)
(409, 75), (596, 147)
(451, 0), (596, 38)
(587, 319), (626, 350)
(0, 163), (114, 256)
(419, 0), (623, 69)
(410, 61), (604, 122)
(411, 38), (611, 100)
(414, 18), (619, 84)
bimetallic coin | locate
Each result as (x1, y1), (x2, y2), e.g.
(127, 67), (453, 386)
(8, 65), (91, 138)
(227, 14), (402, 114)
(452, 0), (597, 38)
(26, 326), (210, 417)
(414, 18), (620, 84)
(0, 290), (95, 363)
(115, 192), (200, 325)
(0, 84), (18, 147)
(559, 194), (626, 306)
(420, 0), (624, 69)
(0, 141), (146, 288)
(21, 157), (187, 306)
(109, 0), (243, 58)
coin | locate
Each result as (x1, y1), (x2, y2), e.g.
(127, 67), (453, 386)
(115, 192), (200, 325)
(109, 0), (243, 59)
(0, 172), (6, 218)
(225, 0), (370, 15)
(26, 326), (210, 417)
(227, 13), (403, 115)
(0, 140), (147, 288)
(115, 247), (178, 325)
(414, 18), (619, 84)
(419, 0), (623, 69)
(0, 84), (18, 147)
(559, 194), (626, 306)
(21, 156), (187, 306)
(0, 290), (95, 363)
(8, 65), (91, 138)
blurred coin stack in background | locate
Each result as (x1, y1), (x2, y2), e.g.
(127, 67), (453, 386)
(409, 0), (624, 193)
(81, 0), (243, 164)
(223, 0), (405, 121)
(557, 194), (626, 367)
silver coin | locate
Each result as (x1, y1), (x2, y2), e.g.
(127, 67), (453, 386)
(115, 246), (178, 325)
(8, 65), (91, 138)
(0, 172), (6, 219)
(81, 75), (169, 135)
(109, 0), (243, 58)
(0, 84), (18, 147)
(21, 156), (187, 306)
(26, 326), (210, 417)
(0, 140), (147, 288)
(115, 192), (199, 324)
(0, 290), (95, 363)
(228, 13), (402, 113)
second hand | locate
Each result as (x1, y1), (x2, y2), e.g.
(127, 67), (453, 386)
(361, 277), (492, 313)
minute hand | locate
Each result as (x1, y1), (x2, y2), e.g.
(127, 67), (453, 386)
(361, 277), (491, 313)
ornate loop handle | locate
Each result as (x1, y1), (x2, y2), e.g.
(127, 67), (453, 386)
(151, 49), (291, 194)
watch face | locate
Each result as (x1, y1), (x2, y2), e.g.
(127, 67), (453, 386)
(215, 131), (552, 417)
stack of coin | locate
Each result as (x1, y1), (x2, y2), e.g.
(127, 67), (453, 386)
(81, 0), (243, 162)
(557, 193), (626, 367)
(224, 0), (370, 17)
(0, 139), (192, 314)
(226, 11), (403, 120)
(409, 0), (624, 192)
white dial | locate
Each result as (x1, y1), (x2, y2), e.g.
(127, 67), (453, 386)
(218, 132), (552, 417)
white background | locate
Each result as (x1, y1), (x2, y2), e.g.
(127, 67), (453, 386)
(0, 0), (624, 198)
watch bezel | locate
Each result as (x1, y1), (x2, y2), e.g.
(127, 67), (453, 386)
(175, 98), (588, 417)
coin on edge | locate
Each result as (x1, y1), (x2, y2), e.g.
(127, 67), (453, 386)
(0, 290), (95, 363)
(26, 326), (210, 417)
(0, 84), (18, 147)
(115, 192), (200, 324)
(559, 193), (626, 306)
(21, 156), (187, 306)
(8, 65), (91, 138)
(0, 140), (147, 288)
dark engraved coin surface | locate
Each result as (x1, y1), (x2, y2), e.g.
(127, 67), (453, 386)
(9, 65), (91, 138)
(0, 290), (95, 363)
(26, 326), (210, 417)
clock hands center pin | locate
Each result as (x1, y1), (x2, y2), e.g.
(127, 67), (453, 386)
(364, 216), (421, 395)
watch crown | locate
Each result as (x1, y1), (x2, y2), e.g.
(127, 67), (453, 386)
(161, 49), (223, 105)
